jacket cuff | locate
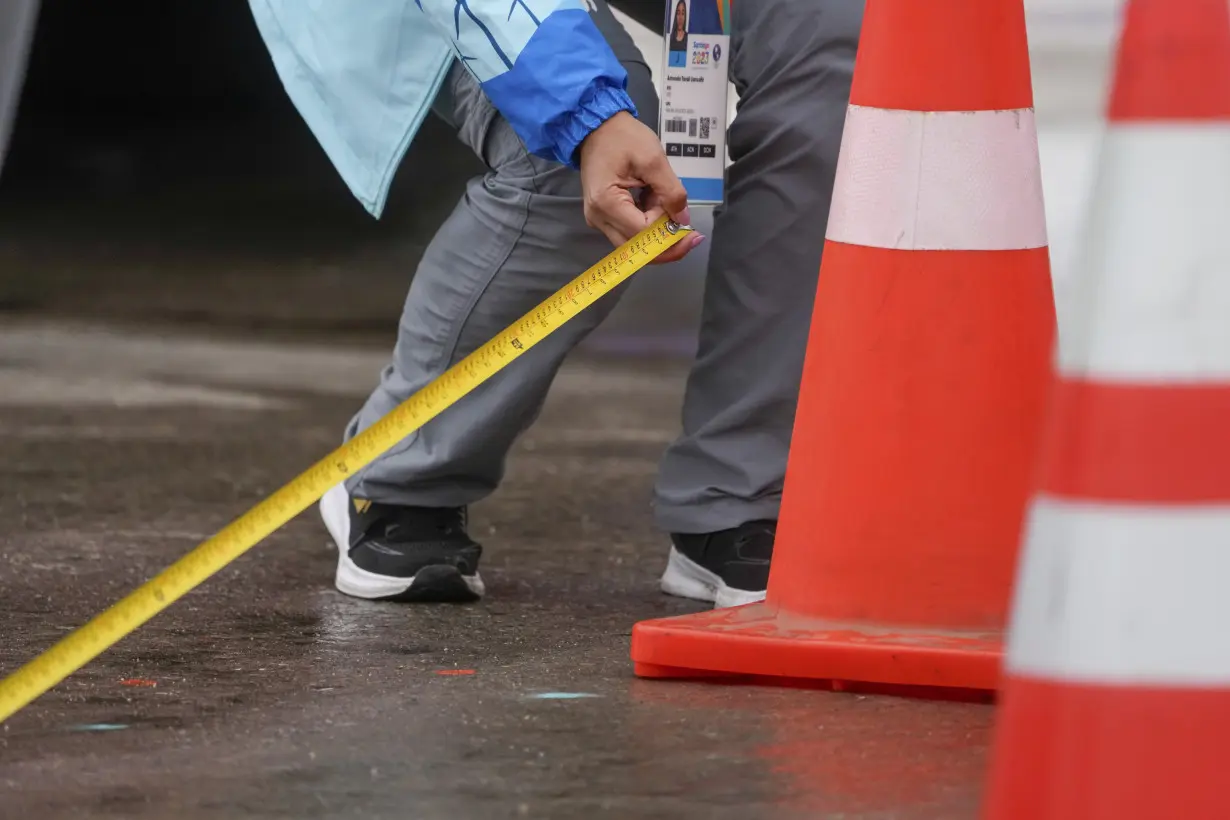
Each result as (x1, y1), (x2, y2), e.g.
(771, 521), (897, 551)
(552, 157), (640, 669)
(554, 83), (639, 170)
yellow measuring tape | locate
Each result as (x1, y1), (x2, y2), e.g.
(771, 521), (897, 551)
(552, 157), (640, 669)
(0, 215), (693, 724)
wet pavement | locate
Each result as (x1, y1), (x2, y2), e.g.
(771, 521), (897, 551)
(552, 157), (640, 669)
(0, 323), (993, 819)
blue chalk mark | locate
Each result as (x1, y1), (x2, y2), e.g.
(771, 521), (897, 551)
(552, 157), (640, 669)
(70, 723), (129, 732)
(530, 692), (599, 700)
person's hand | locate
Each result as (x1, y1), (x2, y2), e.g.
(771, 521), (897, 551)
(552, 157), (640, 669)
(578, 111), (705, 264)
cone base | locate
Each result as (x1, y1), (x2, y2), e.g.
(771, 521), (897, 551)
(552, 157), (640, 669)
(630, 603), (1002, 700)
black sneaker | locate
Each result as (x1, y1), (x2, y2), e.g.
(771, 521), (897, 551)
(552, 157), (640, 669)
(660, 520), (775, 609)
(320, 483), (484, 602)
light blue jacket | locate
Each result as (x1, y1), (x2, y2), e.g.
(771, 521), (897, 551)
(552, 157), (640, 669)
(248, 0), (637, 218)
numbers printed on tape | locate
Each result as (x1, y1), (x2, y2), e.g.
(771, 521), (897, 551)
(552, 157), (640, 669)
(0, 216), (692, 723)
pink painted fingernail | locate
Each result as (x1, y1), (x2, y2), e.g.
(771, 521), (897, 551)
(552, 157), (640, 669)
(690, 234), (706, 249)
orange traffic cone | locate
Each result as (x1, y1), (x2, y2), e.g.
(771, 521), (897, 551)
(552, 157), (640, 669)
(983, 0), (1230, 816)
(631, 0), (1056, 696)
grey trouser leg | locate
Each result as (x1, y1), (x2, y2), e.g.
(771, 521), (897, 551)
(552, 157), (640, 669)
(344, 0), (657, 507)
(0, 0), (40, 176)
(653, 0), (864, 533)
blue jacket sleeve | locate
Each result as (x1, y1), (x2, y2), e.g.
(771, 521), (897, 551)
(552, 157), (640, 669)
(413, 0), (637, 168)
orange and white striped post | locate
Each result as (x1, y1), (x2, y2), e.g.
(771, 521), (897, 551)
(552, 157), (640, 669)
(983, 0), (1230, 815)
(631, 0), (1056, 696)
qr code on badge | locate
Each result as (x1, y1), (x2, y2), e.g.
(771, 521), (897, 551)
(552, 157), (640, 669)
(699, 117), (711, 140)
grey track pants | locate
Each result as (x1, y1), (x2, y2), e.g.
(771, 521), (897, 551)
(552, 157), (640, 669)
(0, 0), (40, 176)
(344, 0), (864, 535)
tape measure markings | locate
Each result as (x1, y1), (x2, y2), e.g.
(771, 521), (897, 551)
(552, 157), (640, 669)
(0, 216), (691, 723)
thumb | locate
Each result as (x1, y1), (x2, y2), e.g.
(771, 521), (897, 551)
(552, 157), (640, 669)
(637, 153), (690, 224)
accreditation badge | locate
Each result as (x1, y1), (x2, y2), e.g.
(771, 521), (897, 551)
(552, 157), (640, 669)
(659, 0), (731, 205)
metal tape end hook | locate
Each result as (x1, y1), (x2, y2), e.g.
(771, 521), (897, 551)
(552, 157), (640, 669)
(665, 221), (693, 234)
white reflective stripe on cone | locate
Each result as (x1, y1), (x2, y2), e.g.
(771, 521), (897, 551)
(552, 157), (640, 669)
(1007, 496), (1230, 686)
(825, 105), (1048, 252)
(1057, 124), (1230, 383)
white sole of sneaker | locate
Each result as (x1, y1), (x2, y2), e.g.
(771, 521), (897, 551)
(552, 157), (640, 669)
(659, 546), (766, 610)
(320, 482), (486, 601)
